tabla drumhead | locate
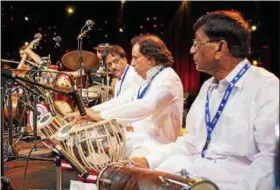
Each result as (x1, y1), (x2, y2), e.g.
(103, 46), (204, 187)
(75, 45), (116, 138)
(190, 181), (219, 190)
(56, 124), (74, 140)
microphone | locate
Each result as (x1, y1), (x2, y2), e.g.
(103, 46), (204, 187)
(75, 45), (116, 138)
(77, 20), (95, 39)
(46, 92), (56, 117)
(85, 19), (95, 28)
(34, 33), (42, 39)
(71, 87), (87, 116)
(53, 36), (62, 47)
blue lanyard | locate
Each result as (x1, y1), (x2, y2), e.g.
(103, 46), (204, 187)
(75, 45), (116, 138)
(201, 63), (251, 158)
(117, 65), (130, 97)
(137, 67), (165, 99)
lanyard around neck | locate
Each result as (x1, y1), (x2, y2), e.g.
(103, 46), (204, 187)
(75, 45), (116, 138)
(137, 67), (165, 99)
(117, 65), (130, 97)
(201, 62), (251, 158)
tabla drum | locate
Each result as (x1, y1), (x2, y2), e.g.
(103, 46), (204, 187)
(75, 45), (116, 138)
(27, 103), (50, 133)
(3, 86), (24, 120)
(66, 119), (126, 172)
(37, 112), (72, 152)
(3, 96), (18, 121)
(37, 112), (68, 140)
(97, 165), (220, 190)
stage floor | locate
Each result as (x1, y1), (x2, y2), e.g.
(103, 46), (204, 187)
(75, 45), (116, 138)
(3, 133), (79, 189)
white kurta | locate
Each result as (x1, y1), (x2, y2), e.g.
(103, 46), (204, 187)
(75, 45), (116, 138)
(114, 65), (143, 98)
(92, 66), (184, 158)
(145, 59), (279, 190)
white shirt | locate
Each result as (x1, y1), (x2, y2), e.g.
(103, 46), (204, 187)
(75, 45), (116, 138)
(92, 66), (184, 155)
(145, 59), (279, 190)
(114, 65), (143, 98)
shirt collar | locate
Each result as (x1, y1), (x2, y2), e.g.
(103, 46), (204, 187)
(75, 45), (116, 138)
(145, 65), (164, 82)
(210, 58), (249, 88)
(119, 65), (130, 80)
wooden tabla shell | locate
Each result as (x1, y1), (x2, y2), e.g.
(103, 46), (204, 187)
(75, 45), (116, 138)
(97, 165), (220, 190)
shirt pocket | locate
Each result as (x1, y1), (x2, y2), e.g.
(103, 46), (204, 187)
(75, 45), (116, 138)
(216, 112), (251, 155)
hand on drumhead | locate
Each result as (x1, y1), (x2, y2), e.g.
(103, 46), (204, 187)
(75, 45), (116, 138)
(86, 108), (103, 122)
(64, 111), (80, 121)
(129, 157), (149, 169)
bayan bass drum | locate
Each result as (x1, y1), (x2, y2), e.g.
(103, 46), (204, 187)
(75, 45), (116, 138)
(97, 166), (219, 190)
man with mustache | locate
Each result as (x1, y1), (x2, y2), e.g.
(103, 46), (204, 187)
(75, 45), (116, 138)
(131, 10), (279, 190)
(102, 45), (143, 98)
(65, 34), (184, 158)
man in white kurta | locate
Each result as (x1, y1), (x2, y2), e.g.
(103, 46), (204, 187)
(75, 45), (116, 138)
(131, 11), (279, 190)
(93, 65), (184, 157)
(66, 35), (184, 158)
(92, 45), (143, 111)
(144, 59), (279, 190)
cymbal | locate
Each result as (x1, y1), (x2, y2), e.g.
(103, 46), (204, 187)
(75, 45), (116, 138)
(61, 50), (99, 71)
(1, 59), (19, 69)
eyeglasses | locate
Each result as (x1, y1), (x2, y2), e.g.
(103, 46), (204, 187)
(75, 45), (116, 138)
(192, 39), (221, 50)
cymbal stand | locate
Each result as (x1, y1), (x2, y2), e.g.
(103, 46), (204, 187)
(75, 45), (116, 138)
(5, 79), (18, 160)
(101, 57), (110, 103)
(77, 38), (84, 98)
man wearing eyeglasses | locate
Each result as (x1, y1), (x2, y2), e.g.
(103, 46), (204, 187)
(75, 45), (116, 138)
(130, 10), (279, 190)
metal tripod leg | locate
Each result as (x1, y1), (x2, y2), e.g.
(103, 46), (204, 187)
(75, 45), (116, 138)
(54, 155), (62, 190)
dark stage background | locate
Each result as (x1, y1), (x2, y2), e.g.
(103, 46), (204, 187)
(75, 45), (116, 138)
(1, 1), (279, 97)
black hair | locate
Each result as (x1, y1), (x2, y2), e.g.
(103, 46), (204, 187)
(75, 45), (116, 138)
(194, 10), (251, 58)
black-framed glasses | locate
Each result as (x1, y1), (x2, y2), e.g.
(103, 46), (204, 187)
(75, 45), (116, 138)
(192, 39), (221, 50)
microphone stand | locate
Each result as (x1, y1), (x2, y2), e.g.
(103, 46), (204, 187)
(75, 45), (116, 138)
(1, 83), (15, 190)
(1, 70), (89, 189)
(77, 24), (92, 100)
(5, 80), (18, 160)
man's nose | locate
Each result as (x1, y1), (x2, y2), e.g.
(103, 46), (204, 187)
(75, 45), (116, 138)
(190, 45), (196, 54)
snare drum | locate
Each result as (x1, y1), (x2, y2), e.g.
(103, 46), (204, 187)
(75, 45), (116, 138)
(81, 85), (101, 100)
(55, 72), (72, 91)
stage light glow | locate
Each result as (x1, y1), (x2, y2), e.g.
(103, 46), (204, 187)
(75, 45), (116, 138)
(66, 6), (74, 15)
(121, 0), (125, 4)
(24, 16), (29, 21)
(251, 25), (257, 31)
(252, 60), (258, 65)
(119, 28), (123, 32)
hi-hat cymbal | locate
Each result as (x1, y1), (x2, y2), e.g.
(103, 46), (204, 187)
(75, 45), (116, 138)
(1, 59), (19, 69)
(61, 50), (99, 71)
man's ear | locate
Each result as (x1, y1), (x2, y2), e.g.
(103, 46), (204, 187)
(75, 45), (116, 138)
(215, 40), (227, 60)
